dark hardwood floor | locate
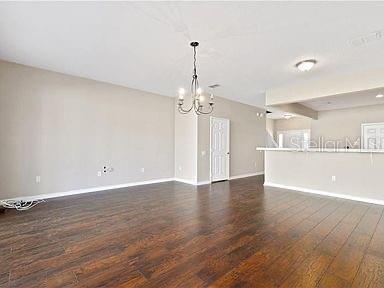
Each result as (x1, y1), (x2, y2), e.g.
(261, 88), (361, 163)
(1, 176), (384, 288)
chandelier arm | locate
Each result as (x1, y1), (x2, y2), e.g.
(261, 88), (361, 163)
(197, 104), (214, 115)
(193, 103), (202, 115)
(178, 103), (194, 114)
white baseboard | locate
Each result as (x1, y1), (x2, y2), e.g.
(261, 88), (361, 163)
(229, 172), (264, 180)
(2, 174), (264, 203)
(176, 172), (264, 186)
(197, 180), (211, 186)
(264, 182), (384, 206)
(174, 178), (198, 185)
(1, 178), (174, 202)
(174, 178), (211, 186)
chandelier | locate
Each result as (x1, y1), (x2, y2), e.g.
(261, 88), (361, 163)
(177, 42), (214, 115)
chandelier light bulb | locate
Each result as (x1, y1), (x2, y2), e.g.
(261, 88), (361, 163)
(209, 93), (214, 104)
(178, 88), (185, 100)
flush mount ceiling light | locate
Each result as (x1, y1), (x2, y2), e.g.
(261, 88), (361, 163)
(177, 42), (214, 115)
(376, 94), (384, 98)
(295, 59), (317, 72)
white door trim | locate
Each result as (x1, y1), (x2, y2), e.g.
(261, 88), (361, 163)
(210, 116), (230, 182)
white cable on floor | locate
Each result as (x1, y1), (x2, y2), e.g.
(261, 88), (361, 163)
(0, 199), (45, 211)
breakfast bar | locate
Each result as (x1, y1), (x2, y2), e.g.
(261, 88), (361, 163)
(258, 147), (384, 205)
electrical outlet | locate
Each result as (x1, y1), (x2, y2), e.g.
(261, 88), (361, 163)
(141, 168), (145, 173)
(332, 176), (336, 182)
(35, 176), (41, 183)
(178, 166), (182, 171)
(201, 150), (206, 156)
(103, 166), (107, 173)
(97, 171), (102, 177)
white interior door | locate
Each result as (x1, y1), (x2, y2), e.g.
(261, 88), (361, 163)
(362, 123), (384, 149)
(210, 117), (230, 182)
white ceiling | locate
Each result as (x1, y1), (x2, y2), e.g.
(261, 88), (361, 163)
(1, 2), (384, 108)
(301, 87), (384, 111)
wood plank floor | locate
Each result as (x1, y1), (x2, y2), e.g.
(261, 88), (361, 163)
(1, 176), (384, 287)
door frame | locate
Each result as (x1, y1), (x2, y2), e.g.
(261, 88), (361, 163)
(210, 116), (230, 183)
(361, 122), (384, 149)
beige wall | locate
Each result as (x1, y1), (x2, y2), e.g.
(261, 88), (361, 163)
(271, 104), (384, 148)
(197, 97), (265, 182)
(0, 60), (268, 199)
(0, 60), (175, 199)
(174, 101), (198, 183)
(311, 104), (384, 147)
(274, 117), (311, 133)
(265, 150), (384, 203)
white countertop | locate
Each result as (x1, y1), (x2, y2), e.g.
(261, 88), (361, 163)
(257, 147), (384, 153)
